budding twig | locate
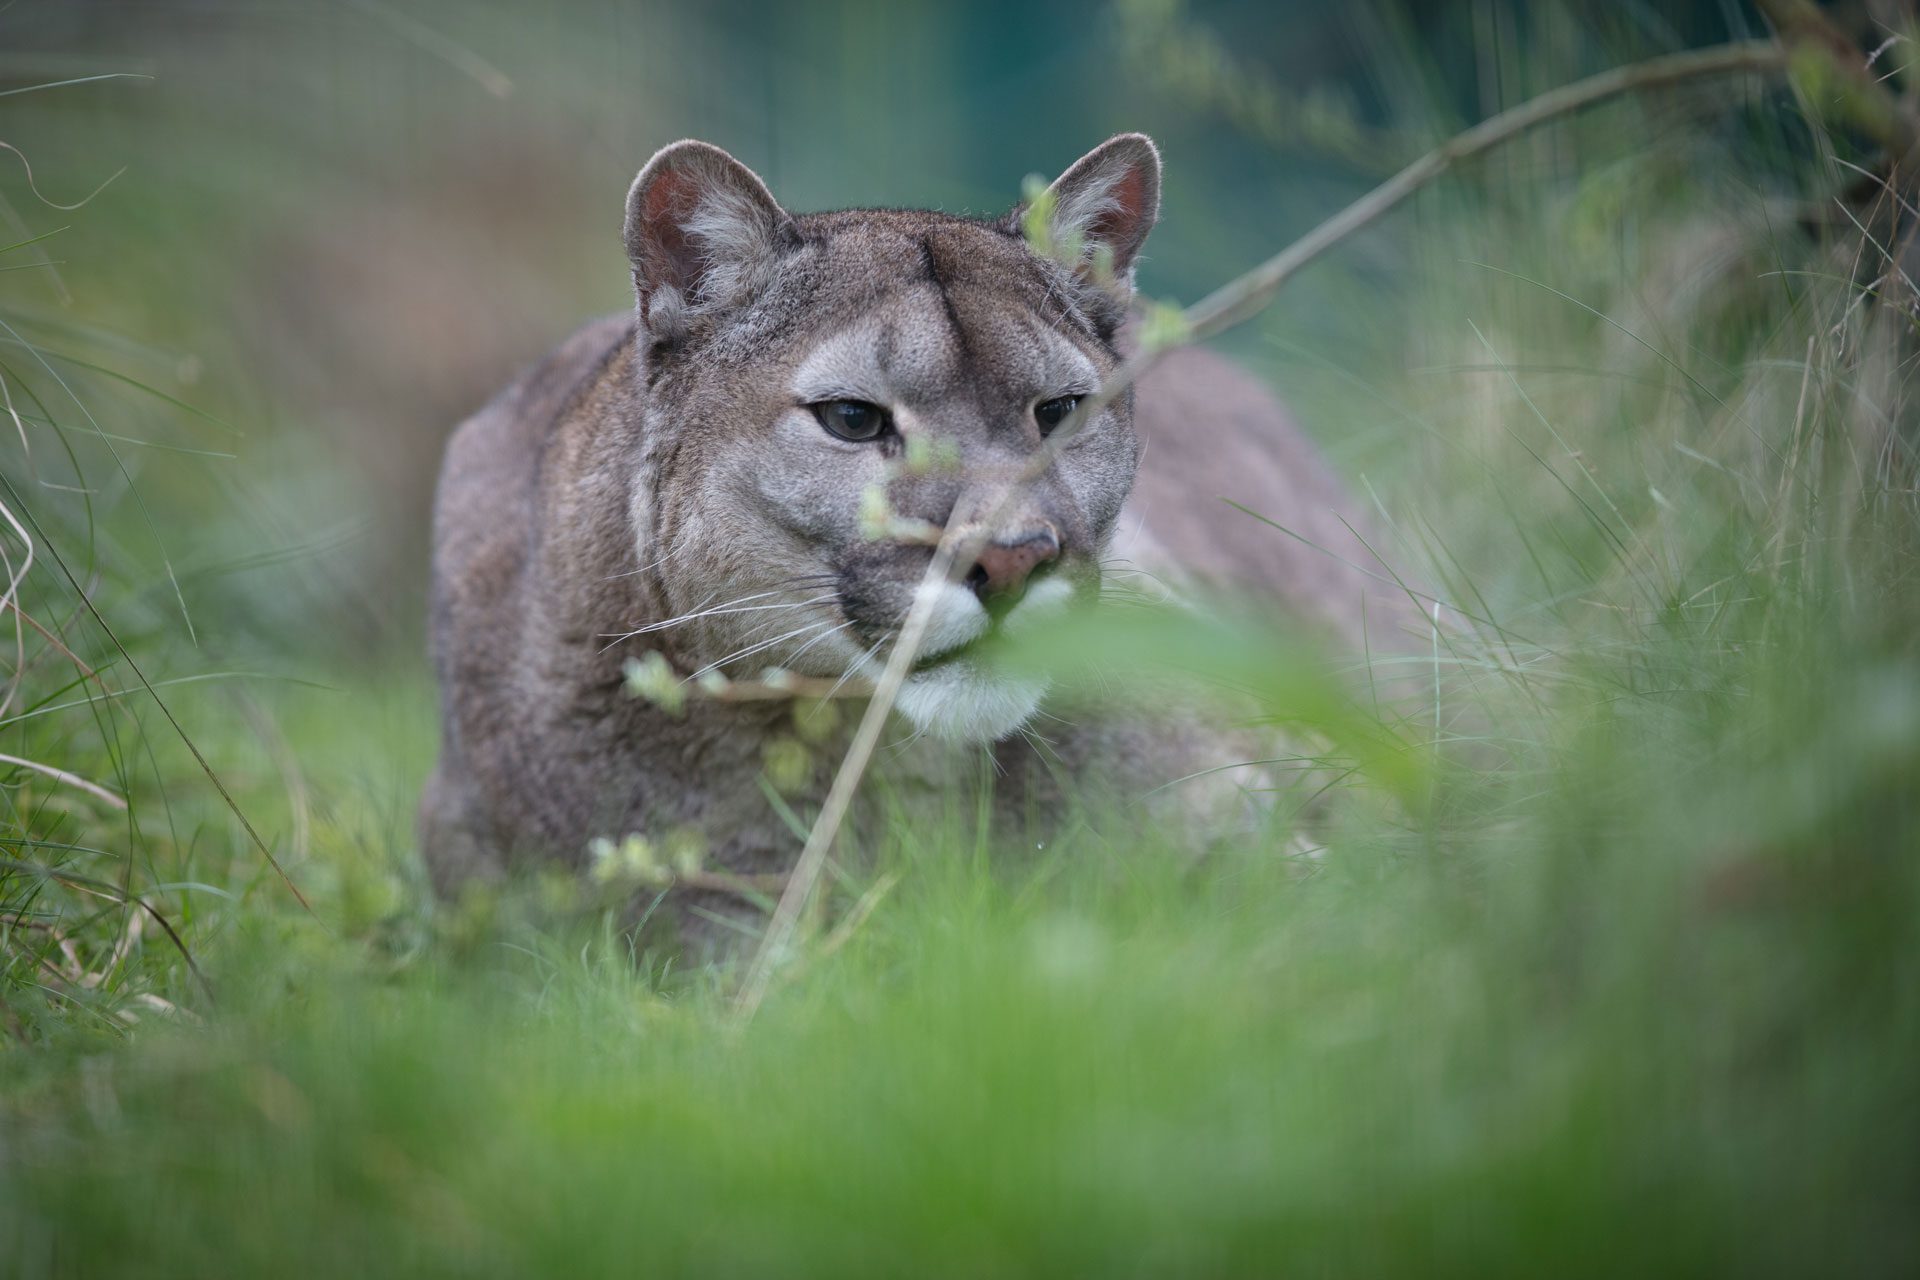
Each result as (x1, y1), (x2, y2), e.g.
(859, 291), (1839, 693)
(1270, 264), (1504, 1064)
(624, 652), (876, 710)
(734, 38), (1793, 1020)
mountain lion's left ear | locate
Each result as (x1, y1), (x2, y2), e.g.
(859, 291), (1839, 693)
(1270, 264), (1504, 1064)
(1026, 133), (1161, 292)
(624, 140), (792, 343)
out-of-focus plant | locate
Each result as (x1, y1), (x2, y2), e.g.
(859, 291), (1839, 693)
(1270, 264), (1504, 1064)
(1115, 0), (1413, 163)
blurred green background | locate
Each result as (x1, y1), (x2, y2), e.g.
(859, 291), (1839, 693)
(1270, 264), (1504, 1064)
(4, 2), (1917, 1276)
(1, 0), (1761, 653)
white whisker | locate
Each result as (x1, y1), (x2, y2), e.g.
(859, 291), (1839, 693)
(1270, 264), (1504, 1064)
(812, 637), (885, 714)
(597, 586), (834, 651)
(625, 593), (834, 637)
(688, 620), (832, 680)
(884, 721), (929, 756)
(784, 620), (854, 669)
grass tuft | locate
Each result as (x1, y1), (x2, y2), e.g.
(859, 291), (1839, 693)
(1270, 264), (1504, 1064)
(2, 5), (1917, 1274)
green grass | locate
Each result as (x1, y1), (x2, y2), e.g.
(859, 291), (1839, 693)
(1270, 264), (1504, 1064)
(6, 643), (1916, 1275)
(3, 4), (1919, 1275)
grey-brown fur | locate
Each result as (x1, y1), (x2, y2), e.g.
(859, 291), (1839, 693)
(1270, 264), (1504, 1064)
(421, 136), (1411, 899)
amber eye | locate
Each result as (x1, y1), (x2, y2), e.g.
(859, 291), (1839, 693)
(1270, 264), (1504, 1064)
(811, 399), (892, 443)
(1034, 396), (1080, 434)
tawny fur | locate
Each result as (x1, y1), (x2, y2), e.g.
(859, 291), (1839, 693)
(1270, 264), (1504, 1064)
(421, 136), (1412, 911)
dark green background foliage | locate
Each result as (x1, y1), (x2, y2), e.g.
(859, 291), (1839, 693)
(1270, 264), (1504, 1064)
(1, 1), (1916, 1275)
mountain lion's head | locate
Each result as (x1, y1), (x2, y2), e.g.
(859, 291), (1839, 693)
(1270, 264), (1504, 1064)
(621, 135), (1160, 743)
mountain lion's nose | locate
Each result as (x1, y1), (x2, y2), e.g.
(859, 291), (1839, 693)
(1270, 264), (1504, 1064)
(965, 526), (1061, 610)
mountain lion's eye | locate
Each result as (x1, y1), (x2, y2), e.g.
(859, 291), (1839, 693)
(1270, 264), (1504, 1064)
(811, 399), (892, 443)
(1034, 396), (1080, 434)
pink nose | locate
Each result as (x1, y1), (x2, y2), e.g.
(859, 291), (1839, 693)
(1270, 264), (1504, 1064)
(966, 526), (1061, 604)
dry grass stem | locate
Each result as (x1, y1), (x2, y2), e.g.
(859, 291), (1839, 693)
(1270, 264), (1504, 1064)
(734, 37), (1796, 1020)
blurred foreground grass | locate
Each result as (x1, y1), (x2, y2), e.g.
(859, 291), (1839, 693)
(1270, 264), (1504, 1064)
(2, 3), (1918, 1275)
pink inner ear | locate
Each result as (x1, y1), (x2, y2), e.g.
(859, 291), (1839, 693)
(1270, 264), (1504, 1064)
(640, 166), (701, 292)
(1090, 163), (1149, 257)
(1109, 167), (1148, 227)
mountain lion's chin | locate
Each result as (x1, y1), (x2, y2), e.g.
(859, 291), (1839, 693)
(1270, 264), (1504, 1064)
(894, 658), (1049, 744)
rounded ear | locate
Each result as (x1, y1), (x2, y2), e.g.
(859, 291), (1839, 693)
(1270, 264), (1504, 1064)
(1032, 133), (1162, 285)
(623, 140), (790, 337)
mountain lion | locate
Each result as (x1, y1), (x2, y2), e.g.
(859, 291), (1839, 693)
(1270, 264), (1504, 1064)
(421, 134), (1406, 900)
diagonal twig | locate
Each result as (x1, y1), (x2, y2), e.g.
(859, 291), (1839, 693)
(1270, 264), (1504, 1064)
(733, 38), (1792, 1020)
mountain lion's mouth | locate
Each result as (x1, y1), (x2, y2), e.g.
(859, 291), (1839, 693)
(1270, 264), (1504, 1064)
(893, 643), (1050, 744)
(910, 614), (1027, 673)
(911, 647), (967, 674)
(910, 633), (985, 673)
(902, 574), (1075, 676)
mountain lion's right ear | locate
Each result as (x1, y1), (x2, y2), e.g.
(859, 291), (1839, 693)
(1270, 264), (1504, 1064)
(624, 140), (792, 342)
(1017, 134), (1161, 333)
(1036, 133), (1161, 282)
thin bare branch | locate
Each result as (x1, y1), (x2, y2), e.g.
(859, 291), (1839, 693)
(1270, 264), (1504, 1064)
(733, 38), (1793, 1021)
(0, 750), (124, 809)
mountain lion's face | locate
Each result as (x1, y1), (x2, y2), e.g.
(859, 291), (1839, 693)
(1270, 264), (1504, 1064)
(622, 137), (1159, 742)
